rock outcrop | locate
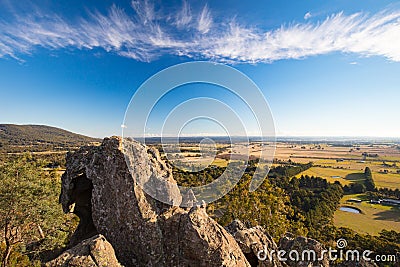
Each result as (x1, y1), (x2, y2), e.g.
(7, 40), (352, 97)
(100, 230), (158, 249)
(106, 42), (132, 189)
(46, 235), (121, 267)
(226, 220), (287, 267)
(59, 137), (249, 266)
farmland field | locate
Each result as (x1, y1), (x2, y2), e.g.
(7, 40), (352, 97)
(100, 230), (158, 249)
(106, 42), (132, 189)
(296, 167), (361, 185)
(165, 138), (400, 255)
(162, 141), (400, 190)
(169, 140), (400, 235)
(334, 194), (400, 235)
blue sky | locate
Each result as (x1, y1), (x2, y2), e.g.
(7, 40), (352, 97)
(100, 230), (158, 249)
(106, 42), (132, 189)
(1, 0), (400, 137)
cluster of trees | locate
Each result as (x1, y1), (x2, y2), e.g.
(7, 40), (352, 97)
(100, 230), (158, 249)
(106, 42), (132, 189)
(362, 152), (379, 158)
(174, 162), (343, 239)
(174, 161), (304, 238)
(268, 162), (313, 178)
(0, 155), (77, 266)
(374, 187), (400, 199)
(268, 174), (343, 240)
(211, 172), (297, 238)
(344, 182), (367, 194)
(174, 166), (221, 186)
(343, 167), (376, 194)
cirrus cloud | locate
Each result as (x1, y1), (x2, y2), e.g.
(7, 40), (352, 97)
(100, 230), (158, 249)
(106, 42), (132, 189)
(0, 1), (400, 63)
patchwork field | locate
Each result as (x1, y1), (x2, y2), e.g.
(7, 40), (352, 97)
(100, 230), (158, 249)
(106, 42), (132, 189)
(163, 142), (400, 190)
(277, 143), (400, 189)
(162, 140), (400, 236)
(283, 143), (400, 234)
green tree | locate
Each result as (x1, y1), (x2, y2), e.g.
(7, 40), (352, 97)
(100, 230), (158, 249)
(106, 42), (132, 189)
(0, 156), (76, 266)
(364, 167), (375, 191)
(350, 182), (366, 193)
(213, 173), (305, 238)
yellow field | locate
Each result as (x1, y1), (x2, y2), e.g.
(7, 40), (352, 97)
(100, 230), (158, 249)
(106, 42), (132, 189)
(373, 172), (400, 189)
(296, 167), (363, 186)
(274, 143), (400, 163)
(297, 166), (399, 189)
(211, 158), (228, 167)
(312, 158), (399, 174)
(334, 194), (400, 235)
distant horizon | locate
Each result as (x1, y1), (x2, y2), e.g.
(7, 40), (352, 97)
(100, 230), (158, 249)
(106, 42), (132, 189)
(3, 123), (400, 141)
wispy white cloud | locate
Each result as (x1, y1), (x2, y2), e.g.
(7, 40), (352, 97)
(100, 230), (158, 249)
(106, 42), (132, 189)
(304, 12), (312, 20)
(1, 2), (400, 63)
(131, 0), (155, 25)
(175, 0), (192, 28)
(197, 4), (212, 34)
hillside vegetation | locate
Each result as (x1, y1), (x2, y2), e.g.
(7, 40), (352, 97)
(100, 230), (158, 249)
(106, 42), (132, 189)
(0, 124), (100, 153)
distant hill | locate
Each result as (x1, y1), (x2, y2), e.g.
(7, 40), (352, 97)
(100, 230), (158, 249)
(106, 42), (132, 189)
(0, 124), (101, 153)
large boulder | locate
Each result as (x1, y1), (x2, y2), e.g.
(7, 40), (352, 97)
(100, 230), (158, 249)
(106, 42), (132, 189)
(59, 137), (250, 266)
(46, 235), (122, 267)
(178, 207), (249, 266)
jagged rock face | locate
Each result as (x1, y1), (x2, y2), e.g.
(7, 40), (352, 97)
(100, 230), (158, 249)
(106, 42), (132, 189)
(46, 235), (122, 267)
(59, 137), (250, 266)
(226, 220), (287, 267)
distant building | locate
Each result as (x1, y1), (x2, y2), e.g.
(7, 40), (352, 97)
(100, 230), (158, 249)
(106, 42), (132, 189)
(347, 198), (362, 203)
(370, 200), (381, 204)
(382, 199), (400, 206)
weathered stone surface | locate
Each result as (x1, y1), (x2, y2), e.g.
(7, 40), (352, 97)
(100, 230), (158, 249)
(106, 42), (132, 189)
(179, 207), (249, 266)
(226, 220), (286, 267)
(279, 236), (329, 267)
(59, 136), (250, 266)
(46, 234), (122, 267)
